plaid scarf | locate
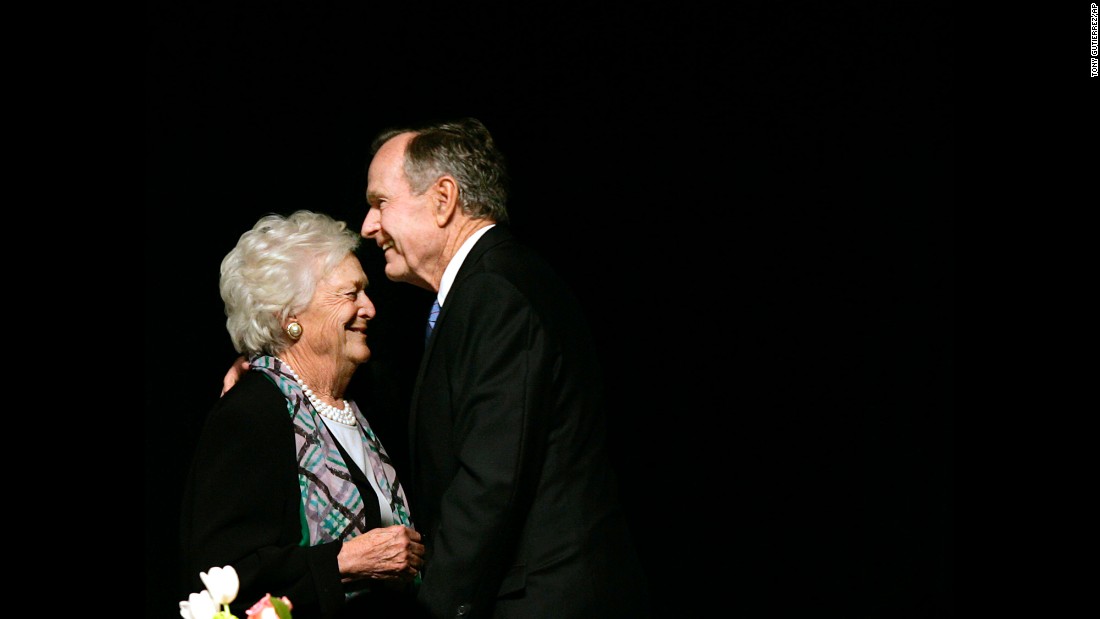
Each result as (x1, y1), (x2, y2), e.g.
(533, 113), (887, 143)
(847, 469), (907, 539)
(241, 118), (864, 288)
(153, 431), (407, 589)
(249, 355), (414, 547)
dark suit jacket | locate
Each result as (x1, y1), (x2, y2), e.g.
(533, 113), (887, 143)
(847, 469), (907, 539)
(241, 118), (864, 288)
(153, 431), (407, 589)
(179, 371), (419, 619)
(411, 225), (651, 619)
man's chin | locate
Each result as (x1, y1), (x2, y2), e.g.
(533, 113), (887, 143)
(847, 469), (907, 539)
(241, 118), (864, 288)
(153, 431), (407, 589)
(384, 264), (418, 287)
(383, 262), (405, 282)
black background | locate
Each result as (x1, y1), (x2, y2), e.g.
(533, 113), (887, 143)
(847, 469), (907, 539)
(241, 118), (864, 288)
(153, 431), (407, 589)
(147, 1), (952, 616)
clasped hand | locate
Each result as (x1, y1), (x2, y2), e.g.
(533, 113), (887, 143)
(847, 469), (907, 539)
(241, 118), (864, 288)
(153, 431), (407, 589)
(338, 524), (425, 582)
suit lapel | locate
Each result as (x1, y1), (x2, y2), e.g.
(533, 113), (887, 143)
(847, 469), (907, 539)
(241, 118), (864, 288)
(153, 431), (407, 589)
(409, 225), (511, 463)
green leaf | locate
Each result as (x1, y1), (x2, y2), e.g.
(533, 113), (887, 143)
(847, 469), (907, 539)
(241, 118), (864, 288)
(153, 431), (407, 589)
(271, 596), (293, 619)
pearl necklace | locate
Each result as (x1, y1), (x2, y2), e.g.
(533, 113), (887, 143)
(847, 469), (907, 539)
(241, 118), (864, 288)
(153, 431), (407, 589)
(276, 357), (357, 426)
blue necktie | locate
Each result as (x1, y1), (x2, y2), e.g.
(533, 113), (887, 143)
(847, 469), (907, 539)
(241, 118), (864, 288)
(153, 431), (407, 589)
(425, 298), (440, 347)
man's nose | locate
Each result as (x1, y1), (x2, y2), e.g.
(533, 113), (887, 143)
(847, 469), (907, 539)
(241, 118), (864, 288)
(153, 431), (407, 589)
(361, 210), (380, 238)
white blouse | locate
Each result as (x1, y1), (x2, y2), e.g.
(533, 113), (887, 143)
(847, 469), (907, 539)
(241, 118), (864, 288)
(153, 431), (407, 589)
(320, 417), (394, 526)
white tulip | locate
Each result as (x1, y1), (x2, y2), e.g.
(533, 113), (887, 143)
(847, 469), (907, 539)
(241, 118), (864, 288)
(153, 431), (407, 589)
(199, 565), (240, 606)
(179, 589), (218, 619)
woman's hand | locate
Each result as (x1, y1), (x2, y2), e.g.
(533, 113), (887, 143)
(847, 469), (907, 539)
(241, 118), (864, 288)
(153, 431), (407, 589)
(337, 525), (425, 582)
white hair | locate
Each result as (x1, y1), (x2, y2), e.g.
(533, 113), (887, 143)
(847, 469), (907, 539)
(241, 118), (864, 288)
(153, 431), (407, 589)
(219, 210), (360, 356)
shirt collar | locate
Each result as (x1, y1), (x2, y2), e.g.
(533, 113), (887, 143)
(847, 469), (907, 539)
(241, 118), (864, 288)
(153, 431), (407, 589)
(438, 223), (495, 306)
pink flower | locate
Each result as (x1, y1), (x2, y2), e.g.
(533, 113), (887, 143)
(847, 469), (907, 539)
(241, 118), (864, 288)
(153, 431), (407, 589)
(245, 593), (294, 619)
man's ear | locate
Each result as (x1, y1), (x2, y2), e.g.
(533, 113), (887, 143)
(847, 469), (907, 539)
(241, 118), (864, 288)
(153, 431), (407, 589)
(433, 175), (459, 226)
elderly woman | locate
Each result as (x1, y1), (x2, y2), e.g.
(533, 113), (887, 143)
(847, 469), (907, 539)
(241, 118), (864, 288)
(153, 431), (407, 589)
(180, 210), (425, 619)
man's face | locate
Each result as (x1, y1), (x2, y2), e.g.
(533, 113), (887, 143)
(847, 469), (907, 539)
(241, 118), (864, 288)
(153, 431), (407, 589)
(362, 133), (439, 291)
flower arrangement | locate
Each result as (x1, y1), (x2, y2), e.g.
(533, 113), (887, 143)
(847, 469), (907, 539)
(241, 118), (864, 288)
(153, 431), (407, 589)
(179, 565), (293, 619)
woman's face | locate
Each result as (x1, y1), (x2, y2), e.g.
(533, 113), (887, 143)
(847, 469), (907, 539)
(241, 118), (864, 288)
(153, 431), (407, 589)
(295, 253), (376, 368)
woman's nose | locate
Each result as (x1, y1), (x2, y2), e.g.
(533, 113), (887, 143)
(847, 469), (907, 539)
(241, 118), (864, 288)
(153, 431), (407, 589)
(359, 293), (377, 318)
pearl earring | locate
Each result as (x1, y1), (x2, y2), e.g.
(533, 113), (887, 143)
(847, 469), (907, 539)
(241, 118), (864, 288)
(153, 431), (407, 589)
(286, 322), (303, 340)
